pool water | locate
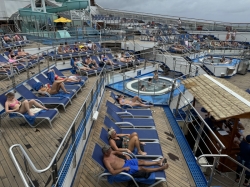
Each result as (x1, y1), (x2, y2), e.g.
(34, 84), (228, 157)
(107, 72), (185, 104)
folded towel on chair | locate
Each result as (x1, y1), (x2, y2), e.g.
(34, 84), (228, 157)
(32, 82), (43, 91)
(47, 71), (55, 84)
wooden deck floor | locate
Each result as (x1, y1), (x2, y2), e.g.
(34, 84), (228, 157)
(0, 74), (98, 187)
(73, 91), (195, 187)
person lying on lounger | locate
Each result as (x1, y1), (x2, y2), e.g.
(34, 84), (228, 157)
(100, 54), (116, 66)
(5, 92), (48, 116)
(48, 69), (81, 83)
(73, 57), (91, 71)
(38, 79), (70, 95)
(85, 55), (99, 70)
(108, 127), (147, 155)
(102, 145), (168, 176)
(116, 95), (153, 108)
(17, 47), (38, 59)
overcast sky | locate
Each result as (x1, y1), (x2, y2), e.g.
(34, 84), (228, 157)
(95, 0), (249, 23)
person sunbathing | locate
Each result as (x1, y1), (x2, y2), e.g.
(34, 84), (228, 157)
(57, 44), (65, 54)
(102, 145), (168, 176)
(87, 40), (97, 50)
(5, 92), (48, 116)
(17, 47), (37, 59)
(3, 35), (12, 43)
(64, 42), (74, 53)
(116, 95), (153, 108)
(85, 55), (99, 69)
(108, 128), (147, 155)
(73, 58), (91, 71)
(48, 69), (81, 83)
(38, 79), (70, 95)
(101, 54), (116, 66)
(120, 52), (134, 63)
(13, 34), (23, 42)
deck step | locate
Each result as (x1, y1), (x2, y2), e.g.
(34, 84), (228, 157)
(163, 106), (208, 187)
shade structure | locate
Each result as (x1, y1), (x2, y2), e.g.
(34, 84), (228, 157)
(54, 17), (72, 23)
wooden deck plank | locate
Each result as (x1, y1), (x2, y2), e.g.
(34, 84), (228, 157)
(73, 91), (195, 187)
(0, 74), (98, 186)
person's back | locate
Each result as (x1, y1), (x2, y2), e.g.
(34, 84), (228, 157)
(239, 140), (250, 163)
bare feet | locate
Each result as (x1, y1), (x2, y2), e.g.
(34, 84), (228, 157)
(138, 151), (147, 155)
(65, 91), (70, 94)
(140, 142), (146, 145)
(160, 163), (169, 170)
(157, 158), (166, 166)
(43, 107), (48, 110)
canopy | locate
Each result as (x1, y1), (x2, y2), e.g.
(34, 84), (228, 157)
(182, 74), (250, 120)
(54, 17), (72, 23)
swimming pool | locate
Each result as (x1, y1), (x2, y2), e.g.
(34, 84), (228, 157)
(107, 72), (185, 104)
(126, 76), (179, 95)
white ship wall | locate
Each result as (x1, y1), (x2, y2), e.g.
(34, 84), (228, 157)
(0, 0), (30, 19)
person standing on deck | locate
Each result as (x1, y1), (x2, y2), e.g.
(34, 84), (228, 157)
(235, 135), (250, 186)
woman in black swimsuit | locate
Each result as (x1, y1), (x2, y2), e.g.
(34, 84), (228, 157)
(108, 128), (147, 155)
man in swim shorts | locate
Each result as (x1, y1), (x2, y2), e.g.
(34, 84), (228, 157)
(102, 145), (168, 175)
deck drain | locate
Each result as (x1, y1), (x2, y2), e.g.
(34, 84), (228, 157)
(25, 144), (32, 149)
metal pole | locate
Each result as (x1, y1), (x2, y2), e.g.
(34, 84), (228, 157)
(207, 148), (222, 186)
(193, 122), (205, 155)
(52, 159), (58, 186)
(168, 79), (177, 105)
(123, 73), (125, 93)
(174, 93), (182, 117)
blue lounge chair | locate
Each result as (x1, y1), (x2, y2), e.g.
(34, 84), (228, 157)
(15, 84), (71, 111)
(104, 116), (159, 141)
(92, 144), (166, 187)
(0, 93), (59, 128)
(107, 108), (155, 128)
(100, 128), (163, 158)
(106, 53), (127, 69)
(106, 100), (152, 118)
(246, 89), (250, 94)
(35, 74), (79, 97)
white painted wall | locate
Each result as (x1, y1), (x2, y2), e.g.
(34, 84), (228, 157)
(0, 0), (30, 19)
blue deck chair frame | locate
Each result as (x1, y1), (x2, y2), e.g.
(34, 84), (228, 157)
(104, 116), (159, 141)
(0, 94), (60, 128)
(107, 108), (155, 128)
(106, 100), (152, 118)
(92, 144), (166, 187)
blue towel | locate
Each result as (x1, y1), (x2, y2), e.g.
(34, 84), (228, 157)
(47, 71), (55, 84)
(107, 170), (155, 184)
(32, 82), (43, 91)
(51, 91), (71, 100)
(9, 109), (46, 125)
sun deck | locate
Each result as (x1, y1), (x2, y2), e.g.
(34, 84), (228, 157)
(73, 91), (195, 187)
(0, 74), (98, 187)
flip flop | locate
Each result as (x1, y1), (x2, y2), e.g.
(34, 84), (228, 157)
(162, 158), (167, 165)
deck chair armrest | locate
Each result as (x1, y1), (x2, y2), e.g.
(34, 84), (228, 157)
(9, 112), (25, 118)
(116, 112), (134, 118)
(115, 122), (135, 128)
(123, 152), (136, 159)
(33, 91), (51, 97)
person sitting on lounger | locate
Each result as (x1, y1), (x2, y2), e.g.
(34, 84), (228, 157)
(3, 35), (12, 43)
(8, 49), (17, 59)
(102, 145), (168, 176)
(85, 55), (99, 69)
(74, 42), (80, 52)
(5, 92), (48, 116)
(120, 52), (134, 64)
(73, 57), (91, 71)
(101, 54), (116, 66)
(38, 79), (70, 95)
(108, 127), (147, 155)
(13, 34), (23, 42)
(17, 47), (37, 59)
(64, 42), (74, 53)
(87, 40), (97, 50)
(48, 69), (81, 83)
(116, 95), (153, 108)
(57, 43), (65, 54)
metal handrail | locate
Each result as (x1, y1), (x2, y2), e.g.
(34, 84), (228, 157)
(173, 86), (226, 150)
(197, 154), (250, 172)
(97, 6), (250, 25)
(8, 66), (107, 187)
